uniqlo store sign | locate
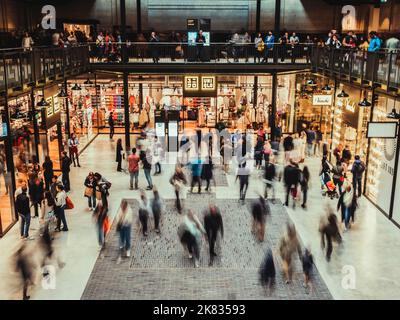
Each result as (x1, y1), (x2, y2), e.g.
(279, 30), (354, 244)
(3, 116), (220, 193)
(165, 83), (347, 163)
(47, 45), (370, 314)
(183, 75), (217, 97)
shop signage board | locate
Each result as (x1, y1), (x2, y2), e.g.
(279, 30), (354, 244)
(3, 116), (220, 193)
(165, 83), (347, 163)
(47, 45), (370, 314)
(312, 95), (332, 106)
(183, 75), (217, 97)
(367, 122), (398, 138)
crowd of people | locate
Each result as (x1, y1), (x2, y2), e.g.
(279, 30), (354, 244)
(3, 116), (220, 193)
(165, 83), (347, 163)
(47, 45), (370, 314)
(11, 114), (370, 299)
(8, 27), (399, 64)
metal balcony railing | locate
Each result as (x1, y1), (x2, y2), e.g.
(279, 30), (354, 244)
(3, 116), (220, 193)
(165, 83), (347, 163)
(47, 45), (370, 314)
(87, 41), (313, 64)
(0, 45), (89, 94)
(311, 46), (400, 91)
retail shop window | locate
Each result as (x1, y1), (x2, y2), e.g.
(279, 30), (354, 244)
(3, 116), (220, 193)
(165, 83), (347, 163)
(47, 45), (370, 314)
(0, 139), (15, 236)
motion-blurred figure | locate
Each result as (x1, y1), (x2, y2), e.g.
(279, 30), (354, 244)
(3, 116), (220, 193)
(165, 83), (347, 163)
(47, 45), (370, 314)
(263, 158), (276, 200)
(177, 210), (206, 268)
(235, 161), (250, 204)
(251, 196), (270, 242)
(337, 182), (357, 230)
(138, 191), (150, 236)
(116, 200), (133, 262)
(203, 204), (224, 266)
(151, 188), (164, 233)
(169, 165), (187, 214)
(279, 223), (302, 284)
(93, 201), (109, 250)
(259, 248), (276, 295)
(302, 248), (314, 294)
(201, 156), (214, 192)
(319, 206), (342, 262)
(39, 221), (65, 269)
(13, 242), (35, 300)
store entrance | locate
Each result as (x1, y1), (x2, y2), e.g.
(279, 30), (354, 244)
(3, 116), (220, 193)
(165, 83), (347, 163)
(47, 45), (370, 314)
(38, 122), (63, 171)
(0, 138), (16, 237)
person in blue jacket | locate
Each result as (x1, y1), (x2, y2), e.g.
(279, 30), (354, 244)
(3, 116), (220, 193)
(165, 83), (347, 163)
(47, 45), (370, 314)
(368, 31), (381, 52)
(189, 157), (203, 194)
(263, 31), (275, 62)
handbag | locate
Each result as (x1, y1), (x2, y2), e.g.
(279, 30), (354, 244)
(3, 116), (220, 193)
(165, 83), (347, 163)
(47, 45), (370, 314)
(65, 196), (74, 210)
(84, 187), (93, 198)
(103, 216), (111, 234)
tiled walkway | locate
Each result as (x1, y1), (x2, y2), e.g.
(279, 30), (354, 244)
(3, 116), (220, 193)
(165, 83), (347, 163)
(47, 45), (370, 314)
(1, 133), (400, 300)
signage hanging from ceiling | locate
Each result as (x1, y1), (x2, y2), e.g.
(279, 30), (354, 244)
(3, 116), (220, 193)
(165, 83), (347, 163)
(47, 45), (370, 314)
(183, 75), (217, 97)
(312, 94), (332, 106)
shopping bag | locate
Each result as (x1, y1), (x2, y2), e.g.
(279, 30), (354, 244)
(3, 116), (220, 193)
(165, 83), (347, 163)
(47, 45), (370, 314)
(65, 196), (74, 210)
(84, 187), (93, 198)
(103, 216), (111, 235)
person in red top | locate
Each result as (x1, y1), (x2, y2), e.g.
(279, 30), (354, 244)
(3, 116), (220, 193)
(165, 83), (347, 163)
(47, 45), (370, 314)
(128, 148), (140, 190)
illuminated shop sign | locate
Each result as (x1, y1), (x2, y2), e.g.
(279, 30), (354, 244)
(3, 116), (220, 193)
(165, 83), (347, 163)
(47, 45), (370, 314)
(183, 75), (217, 97)
(312, 95), (332, 106)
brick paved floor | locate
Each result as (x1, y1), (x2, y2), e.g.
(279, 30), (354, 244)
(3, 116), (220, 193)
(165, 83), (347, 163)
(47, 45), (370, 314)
(81, 193), (332, 300)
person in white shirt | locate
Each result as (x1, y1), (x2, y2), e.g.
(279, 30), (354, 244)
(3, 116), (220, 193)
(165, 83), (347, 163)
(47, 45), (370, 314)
(55, 184), (68, 232)
(21, 32), (34, 51)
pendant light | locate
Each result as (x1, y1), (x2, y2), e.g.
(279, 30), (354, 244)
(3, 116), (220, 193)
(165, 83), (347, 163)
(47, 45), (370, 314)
(358, 97), (371, 107)
(71, 83), (82, 90)
(321, 84), (331, 91)
(387, 108), (400, 119)
(337, 90), (349, 98)
(306, 79), (317, 86)
(84, 78), (93, 85)
(58, 88), (68, 98)
(36, 97), (49, 107)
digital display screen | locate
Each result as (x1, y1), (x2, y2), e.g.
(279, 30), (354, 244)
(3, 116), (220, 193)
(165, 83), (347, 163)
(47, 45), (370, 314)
(187, 31), (210, 46)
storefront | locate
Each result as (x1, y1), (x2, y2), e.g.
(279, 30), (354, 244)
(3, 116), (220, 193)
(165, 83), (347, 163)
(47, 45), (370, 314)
(331, 84), (371, 164)
(294, 73), (334, 136)
(365, 95), (399, 218)
(0, 98), (16, 237)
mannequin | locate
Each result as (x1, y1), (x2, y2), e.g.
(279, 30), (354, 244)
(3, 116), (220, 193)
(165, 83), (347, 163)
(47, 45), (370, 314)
(86, 105), (93, 129)
(198, 104), (206, 127)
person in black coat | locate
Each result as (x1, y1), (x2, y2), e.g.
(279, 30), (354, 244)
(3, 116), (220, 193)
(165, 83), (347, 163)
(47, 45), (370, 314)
(300, 166), (310, 209)
(201, 156), (214, 192)
(251, 196), (270, 242)
(203, 204), (223, 266)
(108, 112), (115, 139)
(263, 160), (276, 200)
(283, 164), (301, 207)
(16, 186), (31, 239)
(29, 176), (44, 218)
(42, 156), (53, 191)
(302, 248), (314, 293)
(319, 210), (342, 262)
(61, 151), (71, 192)
(84, 172), (97, 210)
(259, 248), (276, 295)
(116, 138), (123, 172)
(283, 134), (294, 152)
(254, 137), (264, 170)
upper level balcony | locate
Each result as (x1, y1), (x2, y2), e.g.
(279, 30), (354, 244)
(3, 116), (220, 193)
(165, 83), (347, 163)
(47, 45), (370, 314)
(1, 43), (399, 97)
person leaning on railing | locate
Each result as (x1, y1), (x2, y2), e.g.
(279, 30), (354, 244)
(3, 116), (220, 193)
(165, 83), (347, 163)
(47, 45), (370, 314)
(254, 32), (264, 63)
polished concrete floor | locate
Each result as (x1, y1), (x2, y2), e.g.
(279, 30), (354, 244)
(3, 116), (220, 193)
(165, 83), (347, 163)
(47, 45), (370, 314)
(1, 133), (400, 300)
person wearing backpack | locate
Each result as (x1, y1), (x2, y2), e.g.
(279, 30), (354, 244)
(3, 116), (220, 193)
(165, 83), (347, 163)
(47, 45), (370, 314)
(351, 155), (365, 198)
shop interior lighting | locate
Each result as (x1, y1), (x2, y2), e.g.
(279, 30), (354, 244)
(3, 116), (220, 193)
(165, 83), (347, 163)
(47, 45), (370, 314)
(71, 83), (82, 90)
(387, 108), (400, 119)
(337, 90), (349, 97)
(58, 88), (68, 98)
(322, 84), (331, 91)
(37, 97), (49, 107)
(306, 79), (317, 86)
(84, 78), (93, 85)
(358, 98), (371, 107)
